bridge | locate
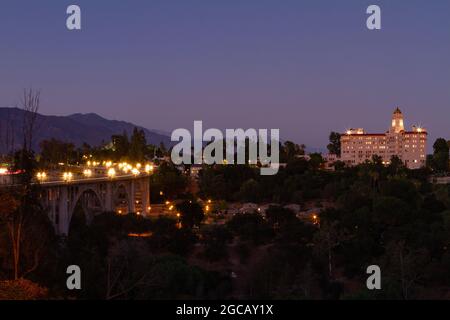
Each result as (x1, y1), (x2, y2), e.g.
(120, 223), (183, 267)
(1, 162), (153, 236)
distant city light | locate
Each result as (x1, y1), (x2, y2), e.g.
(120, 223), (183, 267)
(0, 168), (8, 175)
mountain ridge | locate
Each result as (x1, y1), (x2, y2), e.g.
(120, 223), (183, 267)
(0, 107), (172, 153)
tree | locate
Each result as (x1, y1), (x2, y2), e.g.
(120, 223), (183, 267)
(150, 162), (187, 201)
(388, 155), (404, 175)
(0, 186), (52, 280)
(309, 153), (324, 170)
(21, 88), (40, 153)
(327, 132), (341, 156)
(39, 139), (77, 166)
(0, 191), (21, 279)
(313, 221), (349, 279)
(176, 200), (204, 229)
(238, 179), (262, 202)
(201, 225), (232, 261)
(265, 205), (296, 228)
(280, 141), (305, 162)
(432, 138), (449, 173)
(111, 131), (130, 161)
(129, 127), (147, 162)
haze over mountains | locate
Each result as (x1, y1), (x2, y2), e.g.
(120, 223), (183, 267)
(0, 107), (172, 153)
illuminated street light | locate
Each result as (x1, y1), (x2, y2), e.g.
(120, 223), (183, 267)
(131, 168), (140, 176)
(83, 169), (92, 177)
(145, 164), (154, 173)
(36, 172), (47, 181)
(63, 172), (73, 182)
(108, 168), (116, 178)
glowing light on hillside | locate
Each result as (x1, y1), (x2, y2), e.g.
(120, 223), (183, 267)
(105, 161), (113, 168)
(136, 163), (142, 169)
(0, 168), (7, 175)
(131, 168), (140, 176)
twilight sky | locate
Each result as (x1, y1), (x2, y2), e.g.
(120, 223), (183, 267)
(1, 0), (449, 150)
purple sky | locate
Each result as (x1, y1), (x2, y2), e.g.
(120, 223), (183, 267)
(1, 0), (449, 151)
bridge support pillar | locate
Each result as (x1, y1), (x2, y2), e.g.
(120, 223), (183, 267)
(129, 181), (136, 213)
(105, 183), (113, 212)
(58, 186), (69, 236)
(141, 179), (150, 216)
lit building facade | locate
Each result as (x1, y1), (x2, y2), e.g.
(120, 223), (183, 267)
(340, 108), (427, 169)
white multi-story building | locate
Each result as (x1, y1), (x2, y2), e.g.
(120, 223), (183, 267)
(340, 108), (427, 169)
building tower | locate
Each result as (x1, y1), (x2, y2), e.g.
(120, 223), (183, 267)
(391, 107), (404, 133)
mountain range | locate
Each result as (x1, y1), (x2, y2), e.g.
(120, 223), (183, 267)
(0, 107), (172, 153)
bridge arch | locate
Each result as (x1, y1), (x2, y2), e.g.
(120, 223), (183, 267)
(68, 186), (105, 232)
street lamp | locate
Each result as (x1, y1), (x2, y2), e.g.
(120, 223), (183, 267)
(83, 169), (92, 177)
(36, 172), (47, 181)
(108, 168), (116, 178)
(145, 164), (154, 173)
(63, 172), (73, 182)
